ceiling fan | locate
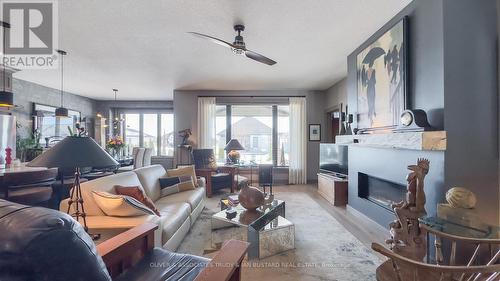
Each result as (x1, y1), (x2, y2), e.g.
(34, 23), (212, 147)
(189, 25), (277, 66)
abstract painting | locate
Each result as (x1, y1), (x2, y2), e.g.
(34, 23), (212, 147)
(356, 17), (407, 132)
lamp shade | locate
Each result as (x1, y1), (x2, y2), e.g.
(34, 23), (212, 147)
(224, 139), (244, 151)
(27, 136), (118, 168)
(55, 107), (69, 117)
(0, 90), (14, 107)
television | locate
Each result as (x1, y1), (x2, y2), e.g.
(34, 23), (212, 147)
(319, 144), (348, 176)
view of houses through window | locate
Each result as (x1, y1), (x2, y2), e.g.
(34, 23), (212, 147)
(231, 105), (273, 164)
(123, 112), (174, 156)
(215, 104), (290, 166)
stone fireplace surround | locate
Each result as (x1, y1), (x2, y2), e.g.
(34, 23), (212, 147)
(336, 132), (446, 227)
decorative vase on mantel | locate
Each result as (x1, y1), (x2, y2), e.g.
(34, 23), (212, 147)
(238, 185), (265, 212)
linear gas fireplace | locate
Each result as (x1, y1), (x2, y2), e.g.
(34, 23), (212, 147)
(358, 173), (406, 211)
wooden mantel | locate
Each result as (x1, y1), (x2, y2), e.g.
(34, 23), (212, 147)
(335, 131), (447, 151)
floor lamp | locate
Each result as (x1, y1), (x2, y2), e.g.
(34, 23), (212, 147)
(28, 136), (118, 235)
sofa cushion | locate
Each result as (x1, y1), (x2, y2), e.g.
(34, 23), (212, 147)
(167, 165), (198, 187)
(159, 176), (195, 196)
(155, 202), (190, 243)
(77, 171), (144, 216)
(115, 185), (160, 216)
(155, 188), (205, 213)
(92, 191), (157, 217)
(133, 165), (167, 201)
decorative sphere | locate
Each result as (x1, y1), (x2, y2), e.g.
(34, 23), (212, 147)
(446, 187), (477, 209)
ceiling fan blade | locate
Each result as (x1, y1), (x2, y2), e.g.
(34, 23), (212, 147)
(244, 49), (277, 65)
(188, 32), (234, 49)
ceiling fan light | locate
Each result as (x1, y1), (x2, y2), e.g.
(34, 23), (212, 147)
(55, 106), (69, 117)
(0, 90), (14, 107)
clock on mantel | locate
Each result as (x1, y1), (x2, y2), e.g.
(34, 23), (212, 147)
(394, 109), (432, 132)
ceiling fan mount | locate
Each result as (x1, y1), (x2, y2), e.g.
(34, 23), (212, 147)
(232, 25), (246, 54)
(188, 24), (276, 66)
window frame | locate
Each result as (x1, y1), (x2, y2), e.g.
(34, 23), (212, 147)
(218, 104), (289, 167)
(121, 109), (174, 157)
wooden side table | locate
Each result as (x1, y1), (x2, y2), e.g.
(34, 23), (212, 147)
(197, 166), (237, 198)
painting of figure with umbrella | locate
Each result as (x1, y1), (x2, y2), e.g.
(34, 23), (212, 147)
(357, 18), (407, 131)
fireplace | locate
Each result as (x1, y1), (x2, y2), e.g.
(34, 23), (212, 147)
(358, 173), (406, 211)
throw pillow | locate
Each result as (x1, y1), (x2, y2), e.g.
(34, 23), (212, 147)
(92, 191), (157, 217)
(167, 165), (198, 187)
(114, 185), (160, 216)
(159, 175), (195, 196)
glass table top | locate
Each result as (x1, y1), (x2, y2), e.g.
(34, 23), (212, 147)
(212, 199), (284, 227)
(419, 216), (500, 240)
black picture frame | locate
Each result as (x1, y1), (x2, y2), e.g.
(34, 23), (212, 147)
(355, 16), (409, 133)
(309, 124), (321, 141)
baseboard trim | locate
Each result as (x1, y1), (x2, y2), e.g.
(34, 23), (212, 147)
(346, 205), (389, 236)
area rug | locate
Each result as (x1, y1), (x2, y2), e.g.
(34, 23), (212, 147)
(177, 190), (381, 281)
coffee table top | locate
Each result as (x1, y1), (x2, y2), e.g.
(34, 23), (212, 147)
(212, 199), (284, 228)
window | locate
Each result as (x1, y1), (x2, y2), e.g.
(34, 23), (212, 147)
(277, 105), (290, 166)
(124, 114), (140, 155)
(123, 112), (174, 156)
(143, 114), (158, 155)
(160, 114), (174, 156)
(231, 105), (273, 165)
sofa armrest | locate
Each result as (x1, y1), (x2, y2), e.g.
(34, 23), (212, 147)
(96, 223), (158, 278)
(194, 239), (249, 281)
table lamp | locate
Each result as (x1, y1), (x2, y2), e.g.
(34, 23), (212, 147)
(28, 136), (118, 234)
(225, 139), (244, 164)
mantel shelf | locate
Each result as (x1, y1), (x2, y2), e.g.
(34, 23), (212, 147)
(335, 131), (447, 151)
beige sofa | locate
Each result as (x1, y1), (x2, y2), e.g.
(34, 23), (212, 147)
(60, 164), (206, 251)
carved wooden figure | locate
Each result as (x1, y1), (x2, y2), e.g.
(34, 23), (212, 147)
(386, 158), (430, 261)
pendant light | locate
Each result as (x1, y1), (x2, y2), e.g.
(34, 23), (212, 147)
(55, 49), (68, 117)
(0, 21), (14, 108)
(112, 88), (124, 130)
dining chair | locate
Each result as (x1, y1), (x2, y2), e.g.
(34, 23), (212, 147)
(258, 164), (273, 195)
(372, 223), (500, 281)
(1, 168), (58, 206)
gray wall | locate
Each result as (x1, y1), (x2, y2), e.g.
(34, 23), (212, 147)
(11, 78), (95, 137)
(341, 0), (499, 226)
(324, 78), (348, 112)
(442, 0), (499, 226)
(174, 90), (326, 182)
(94, 100), (173, 116)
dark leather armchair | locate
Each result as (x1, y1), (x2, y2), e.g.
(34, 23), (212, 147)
(192, 149), (236, 197)
(0, 199), (248, 281)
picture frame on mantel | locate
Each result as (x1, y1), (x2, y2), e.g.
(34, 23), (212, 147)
(356, 16), (409, 134)
(309, 124), (321, 141)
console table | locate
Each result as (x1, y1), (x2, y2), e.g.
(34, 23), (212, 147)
(317, 172), (348, 206)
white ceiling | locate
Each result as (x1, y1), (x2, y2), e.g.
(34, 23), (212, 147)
(13, 0), (411, 100)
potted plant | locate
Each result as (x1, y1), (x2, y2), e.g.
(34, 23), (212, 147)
(16, 127), (43, 162)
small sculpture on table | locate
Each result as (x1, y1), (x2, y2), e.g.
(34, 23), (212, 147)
(386, 158), (430, 261)
(178, 129), (192, 146)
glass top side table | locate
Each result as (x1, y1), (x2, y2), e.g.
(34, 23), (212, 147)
(419, 216), (500, 240)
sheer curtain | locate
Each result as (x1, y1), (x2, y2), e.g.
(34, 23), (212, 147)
(289, 97), (307, 184)
(197, 97), (216, 149)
